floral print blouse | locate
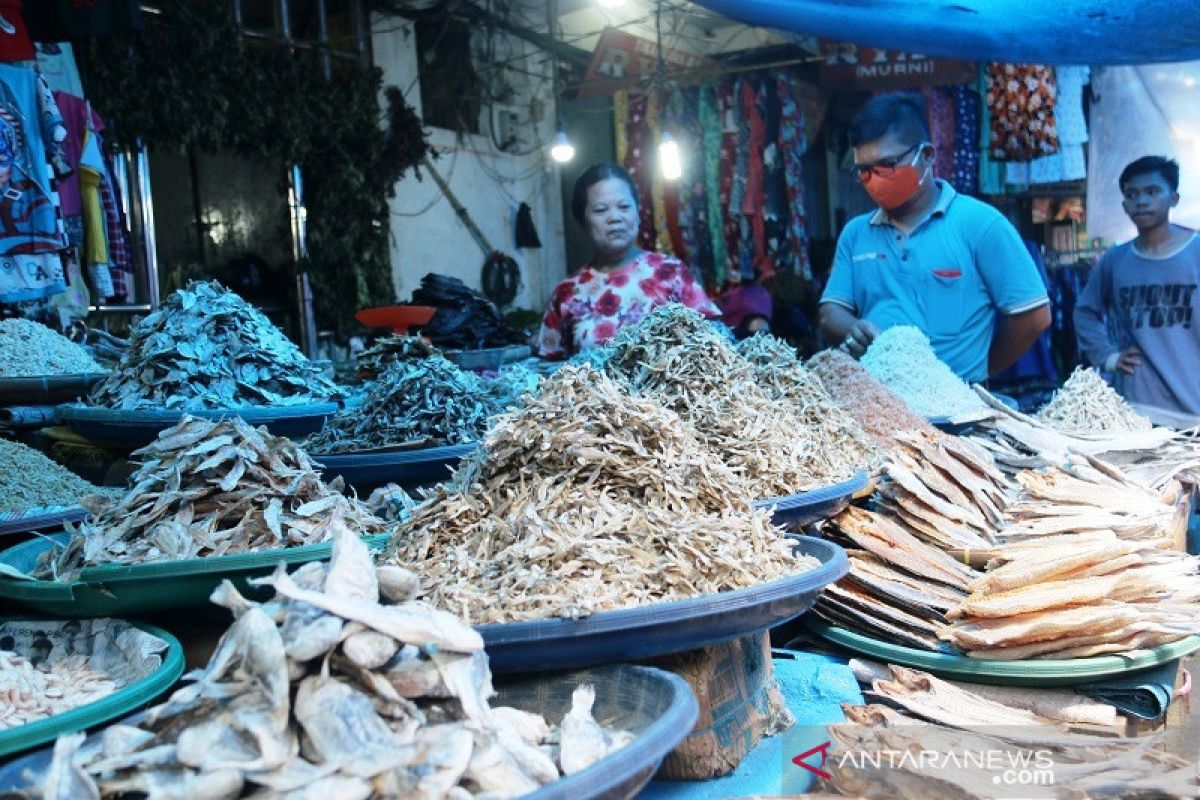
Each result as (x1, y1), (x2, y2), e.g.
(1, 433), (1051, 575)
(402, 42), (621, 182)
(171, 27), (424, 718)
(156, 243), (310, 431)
(535, 251), (721, 359)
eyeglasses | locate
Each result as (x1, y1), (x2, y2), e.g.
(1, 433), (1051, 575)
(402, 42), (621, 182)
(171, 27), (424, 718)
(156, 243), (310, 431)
(852, 142), (924, 182)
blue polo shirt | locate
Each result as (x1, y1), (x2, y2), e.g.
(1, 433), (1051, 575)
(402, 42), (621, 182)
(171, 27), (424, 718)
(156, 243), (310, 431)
(821, 181), (1048, 382)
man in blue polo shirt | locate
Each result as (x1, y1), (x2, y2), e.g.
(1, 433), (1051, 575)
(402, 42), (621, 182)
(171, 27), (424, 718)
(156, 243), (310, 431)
(819, 94), (1050, 382)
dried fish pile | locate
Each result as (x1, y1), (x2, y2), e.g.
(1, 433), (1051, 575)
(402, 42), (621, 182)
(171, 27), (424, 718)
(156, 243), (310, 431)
(36, 525), (633, 799)
(0, 318), (102, 376)
(875, 430), (1010, 550)
(0, 651), (117, 729)
(388, 364), (815, 624)
(1003, 455), (1181, 544)
(860, 325), (989, 420)
(484, 362), (542, 408)
(90, 281), (340, 410)
(944, 531), (1200, 659)
(40, 415), (387, 580)
(604, 304), (861, 495)
(306, 356), (498, 453)
(0, 437), (109, 513)
(736, 333), (883, 471)
(818, 506), (980, 651)
(807, 349), (938, 451)
(1037, 366), (1153, 434)
(356, 334), (443, 381)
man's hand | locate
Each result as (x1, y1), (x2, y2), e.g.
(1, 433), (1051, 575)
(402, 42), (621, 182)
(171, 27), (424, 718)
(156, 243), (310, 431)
(841, 319), (880, 358)
(1115, 346), (1143, 375)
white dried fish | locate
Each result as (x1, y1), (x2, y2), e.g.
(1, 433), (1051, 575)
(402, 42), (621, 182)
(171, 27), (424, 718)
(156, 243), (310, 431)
(1037, 367), (1153, 434)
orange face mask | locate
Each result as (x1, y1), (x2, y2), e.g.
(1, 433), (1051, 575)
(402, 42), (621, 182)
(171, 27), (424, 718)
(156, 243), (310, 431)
(860, 146), (928, 212)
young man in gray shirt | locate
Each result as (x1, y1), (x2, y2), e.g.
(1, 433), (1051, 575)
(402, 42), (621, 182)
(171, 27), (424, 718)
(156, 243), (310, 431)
(1075, 156), (1200, 420)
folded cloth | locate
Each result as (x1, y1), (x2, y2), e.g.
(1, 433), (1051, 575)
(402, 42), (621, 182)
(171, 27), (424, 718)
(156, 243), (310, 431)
(1076, 659), (1179, 720)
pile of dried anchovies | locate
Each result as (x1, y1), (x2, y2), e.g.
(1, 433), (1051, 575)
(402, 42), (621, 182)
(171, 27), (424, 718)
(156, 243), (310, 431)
(1036, 366), (1153, 434)
(603, 304), (863, 495)
(0, 652), (117, 730)
(807, 349), (939, 452)
(860, 325), (988, 420)
(41, 415), (387, 579)
(737, 333), (883, 472)
(37, 525), (632, 798)
(0, 437), (110, 513)
(0, 318), (102, 377)
(387, 365), (815, 624)
(306, 355), (500, 453)
(90, 281), (340, 410)
(355, 334), (442, 381)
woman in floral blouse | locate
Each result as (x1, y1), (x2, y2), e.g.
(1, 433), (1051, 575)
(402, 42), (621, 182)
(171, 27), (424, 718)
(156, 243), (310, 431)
(535, 163), (721, 359)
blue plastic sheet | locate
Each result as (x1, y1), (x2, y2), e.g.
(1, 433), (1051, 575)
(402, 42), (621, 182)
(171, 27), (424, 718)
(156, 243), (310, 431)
(689, 1), (1200, 66)
(641, 650), (863, 799)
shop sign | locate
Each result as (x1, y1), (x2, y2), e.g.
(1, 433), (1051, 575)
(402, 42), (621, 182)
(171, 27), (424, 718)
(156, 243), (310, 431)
(820, 42), (975, 90)
(579, 28), (712, 96)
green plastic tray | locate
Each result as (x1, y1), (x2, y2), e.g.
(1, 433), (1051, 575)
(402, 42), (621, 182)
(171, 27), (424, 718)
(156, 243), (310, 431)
(0, 619), (183, 758)
(0, 532), (392, 618)
(806, 617), (1200, 686)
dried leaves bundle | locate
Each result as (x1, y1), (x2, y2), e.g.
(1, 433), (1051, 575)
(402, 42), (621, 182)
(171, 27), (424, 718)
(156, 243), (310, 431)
(90, 281), (340, 410)
(807, 348), (939, 451)
(860, 326), (988, 420)
(1036, 366), (1152, 434)
(38, 525), (631, 798)
(0, 438), (112, 513)
(387, 365), (814, 624)
(306, 355), (498, 453)
(737, 333), (883, 472)
(603, 304), (864, 495)
(41, 415), (387, 580)
(0, 318), (101, 376)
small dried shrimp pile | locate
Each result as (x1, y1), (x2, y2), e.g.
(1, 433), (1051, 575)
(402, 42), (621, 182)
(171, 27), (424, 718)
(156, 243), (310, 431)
(807, 348), (939, 451)
(387, 365), (812, 624)
(36, 526), (632, 799)
(1036, 366), (1153, 434)
(42, 415), (387, 579)
(0, 652), (117, 729)
(737, 333), (883, 471)
(604, 304), (852, 495)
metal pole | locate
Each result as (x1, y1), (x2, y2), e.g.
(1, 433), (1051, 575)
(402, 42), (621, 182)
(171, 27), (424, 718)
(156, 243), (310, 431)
(135, 140), (161, 308)
(288, 164), (308, 261)
(295, 272), (319, 358)
(316, 0), (331, 80)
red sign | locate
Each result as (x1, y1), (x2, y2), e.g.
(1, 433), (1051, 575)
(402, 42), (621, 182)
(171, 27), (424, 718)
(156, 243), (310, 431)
(579, 28), (712, 97)
(820, 41), (975, 90)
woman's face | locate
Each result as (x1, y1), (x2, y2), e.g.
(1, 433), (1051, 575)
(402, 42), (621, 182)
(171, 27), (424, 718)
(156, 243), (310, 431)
(584, 177), (639, 258)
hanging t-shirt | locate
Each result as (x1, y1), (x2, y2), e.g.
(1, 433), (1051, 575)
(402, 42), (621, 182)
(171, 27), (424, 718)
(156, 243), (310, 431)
(0, 0), (33, 63)
(33, 43), (84, 98)
(986, 64), (1060, 162)
(25, 0), (143, 40)
(0, 65), (67, 256)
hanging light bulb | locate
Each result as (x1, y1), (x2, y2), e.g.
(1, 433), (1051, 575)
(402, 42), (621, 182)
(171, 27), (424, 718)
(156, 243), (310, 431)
(659, 131), (682, 180)
(550, 126), (575, 164)
(597, 0), (626, 7)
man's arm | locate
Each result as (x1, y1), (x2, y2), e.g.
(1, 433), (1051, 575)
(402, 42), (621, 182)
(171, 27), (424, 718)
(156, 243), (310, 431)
(1073, 254), (1122, 369)
(988, 304), (1051, 377)
(819, 303), (879, 358)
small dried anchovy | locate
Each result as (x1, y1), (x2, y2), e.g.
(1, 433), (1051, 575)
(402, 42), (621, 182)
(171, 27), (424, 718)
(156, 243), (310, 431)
(355, 334), (442, 382)
(0, 438), (112, 513)
(89, 281), (341, 410)
(1036, 367), (1152, 434)
(306, 355), (500, 453)
(0, 318), (102, 377)
(41, 415), (387, 580)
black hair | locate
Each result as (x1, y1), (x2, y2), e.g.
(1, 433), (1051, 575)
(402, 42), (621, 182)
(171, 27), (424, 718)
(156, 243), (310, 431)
(571, 163), (639, 225)
(849, 93), (931, 148)
(1120, 156), (1180, 193)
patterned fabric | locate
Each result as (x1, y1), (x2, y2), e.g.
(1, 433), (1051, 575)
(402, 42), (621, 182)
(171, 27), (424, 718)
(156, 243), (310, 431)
(535, 251), (720, 358)
(699, 86), (727, 287)
(674, 87), (713, 285)
(645, 91), (671, 254)
(622, 92), (657, 252)
(718, 82), (739, 282)
(660, 89), (688, 261)
(951, 85), (981, 195)
(613, 90), (629, 164)
(986, 63), (1059, 161)
(1009, 65), (1090, 185)
(743, 78), (773, 280)
(976, 66), (1004, 194)
(776, 72), (811, 278)
(925, 86), (956, 180)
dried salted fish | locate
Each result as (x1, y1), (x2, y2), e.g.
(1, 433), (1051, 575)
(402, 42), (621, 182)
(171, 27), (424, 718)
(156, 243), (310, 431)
(355, 334), (442, 381)
(0, 318), (101, 376)
(386, 364), (816, 624)
(33, 520), (634, 800)
(40, 415), (387, 580)
(305, 351), (499, 453)
(859, 326), (989, 420)
(1037, 366), (1153, 434)
(89, 281), (339, 410)
(603, 304), (870, 494)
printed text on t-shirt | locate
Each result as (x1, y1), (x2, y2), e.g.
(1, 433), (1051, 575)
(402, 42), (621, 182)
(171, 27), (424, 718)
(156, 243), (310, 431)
(1117, 283), (1197, 329)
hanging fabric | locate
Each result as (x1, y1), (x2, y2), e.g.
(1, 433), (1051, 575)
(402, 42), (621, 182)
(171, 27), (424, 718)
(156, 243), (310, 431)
(622, 91), (657, 252)
(699, 85), (728, 286)
(0, 1), (34, 63)
(986, 63), (1060, 161)
(79, 122), (113, 299)
(1007, 65), (1090, 185)
(776, 72), (811, 279)
(644, 91), (672, 255)
(32, 42), (83, 97)
(613, 89), (629, 165)
(950, 85), (981, 196)
(976, 67), (1005, 195)
(718, 81), (740, 283)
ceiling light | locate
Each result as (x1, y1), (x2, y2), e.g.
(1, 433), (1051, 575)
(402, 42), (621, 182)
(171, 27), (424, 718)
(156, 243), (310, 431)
(550, 128), (576, 163)
(597, 0), (626, 7)
(659, 132), (682, 180)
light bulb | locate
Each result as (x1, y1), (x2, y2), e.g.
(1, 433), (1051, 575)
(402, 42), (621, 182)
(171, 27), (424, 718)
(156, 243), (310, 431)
(597, 0), (626, 7)
(550, 129), (575, 163)
(659, 132), (682, 180)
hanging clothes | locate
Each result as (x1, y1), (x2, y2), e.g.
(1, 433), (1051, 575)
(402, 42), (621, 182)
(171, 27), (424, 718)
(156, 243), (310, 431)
(699, 86), (728, 286)
(1006, 66), (1090, 185)
(745, 77), (774, 280)
(33, 43), (83, 97)
(923, 86), (957, 180)
(950, 85), (981, 196)
(24, 0), (144, 40)
(622, 92), (657, 252)
(776, 72), (811, 278)
(718, 82), (740, 282)
(613, 90), (629, 165)
(644, 91), (672, 255)
(976, 67), (1004, 195)
(986, 63), (1060, 161)
(0, 1), (34, 63)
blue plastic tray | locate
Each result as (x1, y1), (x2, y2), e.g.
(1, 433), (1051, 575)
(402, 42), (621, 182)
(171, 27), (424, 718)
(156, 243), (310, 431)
(480, 535), (848, 674)
(754, 470), (870, 527)
(313, 442), (477, 490)
(0, 506), (87, 538)
(806, 617), (1200, 687)
(57, 402), (339, 448)
(0, 664), (696, 800)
